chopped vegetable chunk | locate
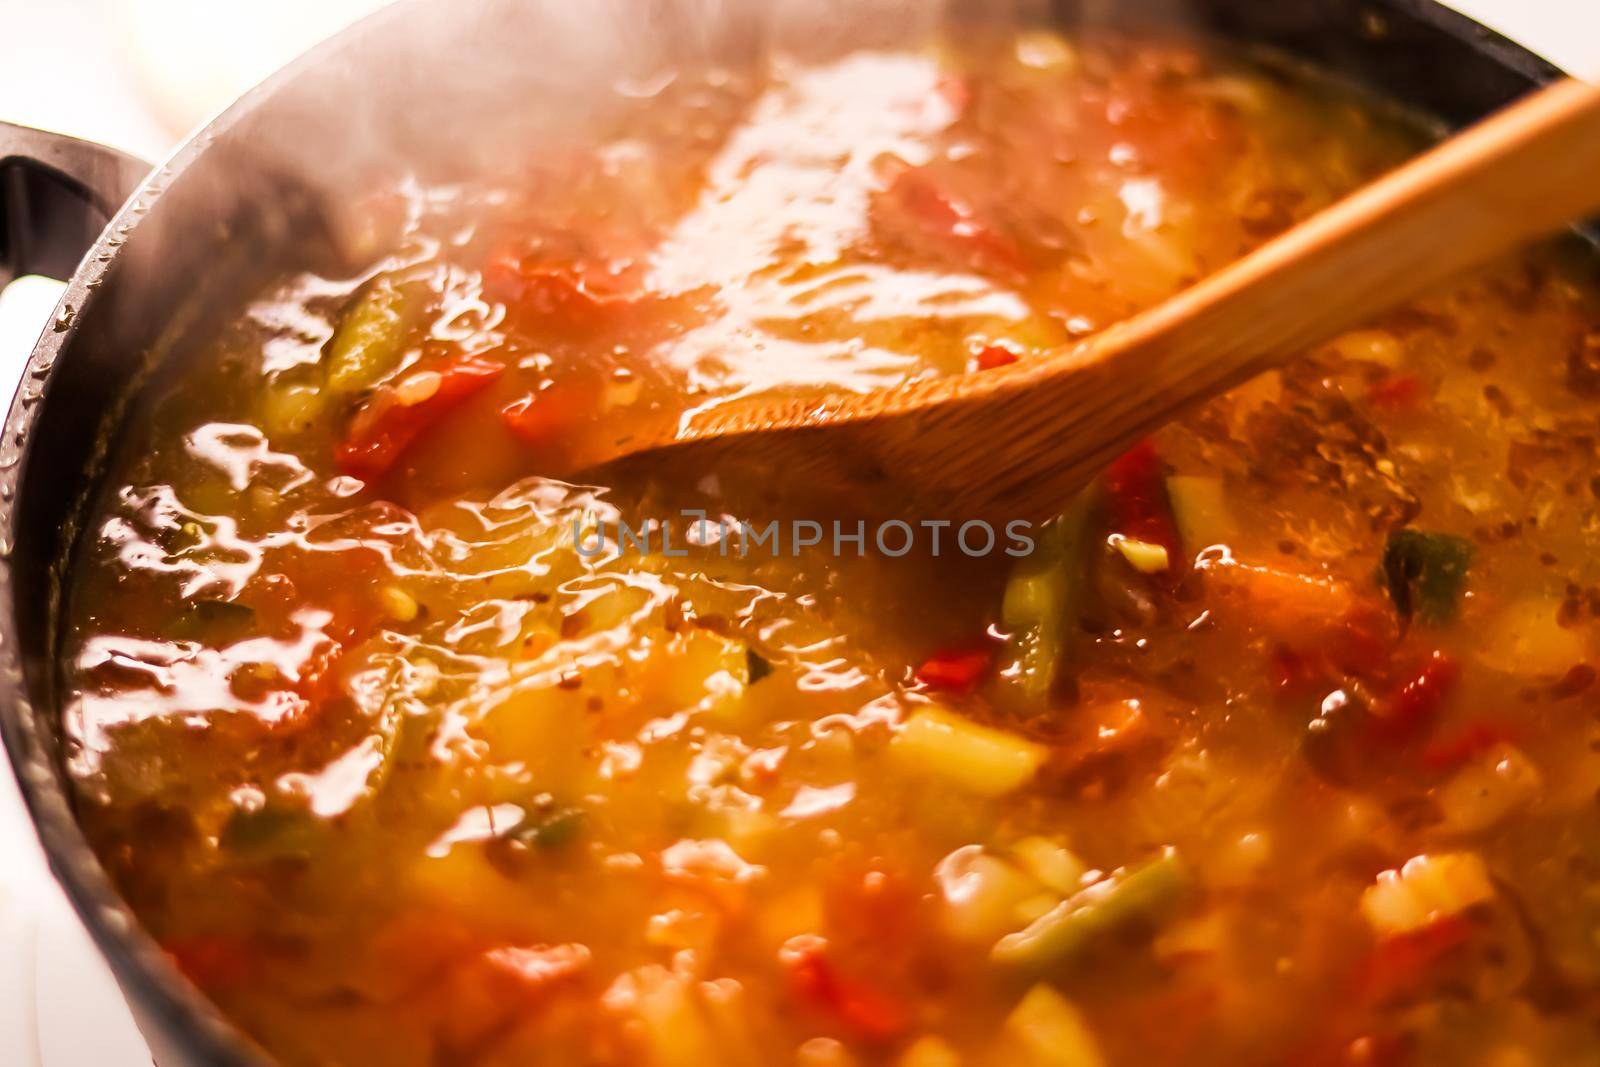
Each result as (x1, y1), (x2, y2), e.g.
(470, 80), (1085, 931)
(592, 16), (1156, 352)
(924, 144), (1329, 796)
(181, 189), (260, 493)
(890, 706), (1045, 797)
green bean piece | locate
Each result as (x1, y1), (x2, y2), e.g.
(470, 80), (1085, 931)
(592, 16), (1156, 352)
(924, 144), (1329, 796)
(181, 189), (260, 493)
(323, 274), (429, 394)
(991, 848), (1190, 969)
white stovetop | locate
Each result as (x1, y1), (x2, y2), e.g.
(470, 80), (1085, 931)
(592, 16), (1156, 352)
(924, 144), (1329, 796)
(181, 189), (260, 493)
(0, 2), (1594, 1064)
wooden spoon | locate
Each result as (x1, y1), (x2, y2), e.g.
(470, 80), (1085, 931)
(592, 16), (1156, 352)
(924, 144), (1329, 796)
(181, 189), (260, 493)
(592, 77), (1600, 521)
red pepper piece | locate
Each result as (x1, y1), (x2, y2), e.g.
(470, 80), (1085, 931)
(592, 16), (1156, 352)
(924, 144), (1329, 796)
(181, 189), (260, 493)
(780, 936), (910, 1043)
(499, 377), (601, 448)
(1418, 720), (1508, 771)
(335, 353), (504, 481)
(1102, 439), (1183, 563)
(873, 165), (1029, 278)
(1370, 650), (1459, 738)
(915, 643), (994, 693)
(1351, 915), (1472, 1006)
(973, 344), (1020, 371)
(483, 242), (653, 332)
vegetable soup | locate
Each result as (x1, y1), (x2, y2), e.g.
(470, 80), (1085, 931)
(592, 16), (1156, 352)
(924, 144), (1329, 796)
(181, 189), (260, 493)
(62, 27), (1600, 1067)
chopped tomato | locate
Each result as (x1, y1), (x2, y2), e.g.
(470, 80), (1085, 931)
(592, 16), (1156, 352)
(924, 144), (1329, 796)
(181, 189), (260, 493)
(779, 935), (910, 1043)
(1103, 439), (1183, 563)
(1367, 373), (1423, 410)
(335, 352), (505, 481)
(1370, 650), (1459, 737)
(483, 239), (656, 332)
(915, 642), (994, 693)
(973, 344), (1021, 371)
(872, 163), (1029, 278)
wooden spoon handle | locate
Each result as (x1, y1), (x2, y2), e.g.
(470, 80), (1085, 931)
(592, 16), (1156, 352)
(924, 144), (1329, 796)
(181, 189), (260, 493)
(922, 76), (1600, 517)
(619, 78), (1600, 522)
(1091, 75), (1600, 402)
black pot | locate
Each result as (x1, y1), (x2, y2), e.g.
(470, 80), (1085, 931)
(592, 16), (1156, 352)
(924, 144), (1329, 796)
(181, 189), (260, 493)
(0, 1), (1581, 1063)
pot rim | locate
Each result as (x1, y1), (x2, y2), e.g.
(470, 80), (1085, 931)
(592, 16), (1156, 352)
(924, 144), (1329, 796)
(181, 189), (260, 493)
(0, 2), (1569, 1064)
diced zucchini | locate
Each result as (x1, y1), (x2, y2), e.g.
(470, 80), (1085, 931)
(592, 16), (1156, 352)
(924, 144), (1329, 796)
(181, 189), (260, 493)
(219, 803), (321, 860)
(1001, 489), (1096, 703)
(324, 274), (429, 394)
(1360, 851), (1494, 935)
(1380, 529), (1472, 625)
(260, 379), (328, 438)
(998, 984), (1106, 1067)
(1166, 475), (1235, 551)
(992, 848), (1189, 969)
(891, 706), (1046, 797)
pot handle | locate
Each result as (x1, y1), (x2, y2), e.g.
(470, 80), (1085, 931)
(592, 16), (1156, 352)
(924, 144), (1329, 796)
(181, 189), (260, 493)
(0, 121), (152, 288)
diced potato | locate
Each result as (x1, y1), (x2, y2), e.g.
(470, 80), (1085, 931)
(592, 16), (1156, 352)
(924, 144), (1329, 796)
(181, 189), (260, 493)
(899, 1035), (961, 1067)
(1166, 475), (1236, 551)
(1009, 838), (1086, 895)
(999, 984), (1106, 1067)
(1478, 598), (1587, 678)
(756, 886), (825, 949)
(1153, 909), (1229, 962)
(1109, 535), (1169, 574)
(1360, 852), (1495, 935)
(408, 844), (532, 918)
(604, 964), (720, 1067)
(1436, 744), (1542, 835)
(1328, 328), (1404, 368)
(668, 629), (751, 725)
(890, 706), (1046, 797)
(936, 845), (1048, 943)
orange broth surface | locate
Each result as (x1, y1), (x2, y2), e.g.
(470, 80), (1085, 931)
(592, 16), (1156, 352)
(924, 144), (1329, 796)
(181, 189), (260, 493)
(62, 29), (1600, 1067)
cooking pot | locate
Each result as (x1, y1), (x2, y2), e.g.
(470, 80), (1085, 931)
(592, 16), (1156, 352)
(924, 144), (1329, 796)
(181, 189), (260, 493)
(0, 1), (1585, 1063)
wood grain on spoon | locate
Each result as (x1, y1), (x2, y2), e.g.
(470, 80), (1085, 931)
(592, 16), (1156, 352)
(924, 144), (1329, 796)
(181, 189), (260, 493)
(592, 77), (1600, 521)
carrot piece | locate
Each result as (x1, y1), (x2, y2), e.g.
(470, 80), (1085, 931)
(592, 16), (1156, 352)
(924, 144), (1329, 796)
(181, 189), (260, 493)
(974, 344), (1021, 371)
(335, 353), (504, 481)
(916, 642), (995, 693)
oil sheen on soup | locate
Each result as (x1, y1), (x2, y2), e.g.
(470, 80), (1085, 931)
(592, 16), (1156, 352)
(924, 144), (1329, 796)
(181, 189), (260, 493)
(62, 28), (1600, 1067)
